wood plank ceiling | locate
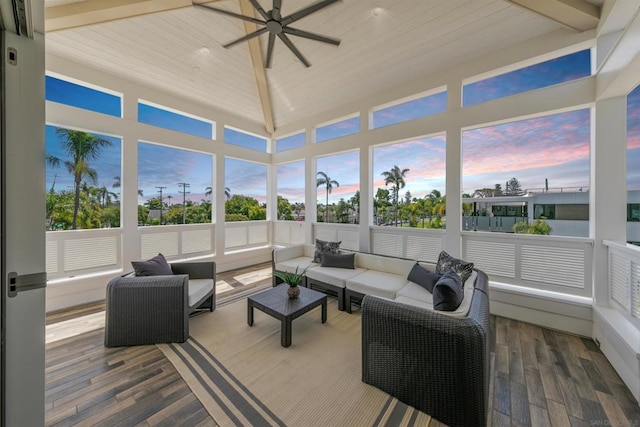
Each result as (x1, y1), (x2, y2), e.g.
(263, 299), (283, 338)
(44, 0), (601, 134)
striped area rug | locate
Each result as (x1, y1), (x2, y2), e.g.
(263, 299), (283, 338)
(158, 296), (432, 427)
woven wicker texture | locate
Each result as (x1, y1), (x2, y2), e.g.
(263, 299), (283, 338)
(362, 269), (490, 427)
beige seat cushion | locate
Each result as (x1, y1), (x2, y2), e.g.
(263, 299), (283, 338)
(275, 257), (317, 274)
(346, 270), (409, 300)
(188, 279), (214, 307)
(306, 266), (367, 288)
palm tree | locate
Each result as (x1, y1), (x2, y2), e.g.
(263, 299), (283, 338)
(316, 171), (339, 223)
(381, 165), (410, 227)
(53, 128), (112, 229)
(205, 186), (231, 200)
(112, 175), (143, 196)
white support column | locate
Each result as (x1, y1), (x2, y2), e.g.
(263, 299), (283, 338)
(445, 83), (463, 257)
(591, 97), (627, 305)
(359, 146), (372, 252)
(215, 141), (226, 256)
(121, 94), (140, 266)
(305, 150), (317, 245)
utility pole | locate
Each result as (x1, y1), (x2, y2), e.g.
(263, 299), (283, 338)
(178, 182), (190, 224)
(155, 186), (166, 224)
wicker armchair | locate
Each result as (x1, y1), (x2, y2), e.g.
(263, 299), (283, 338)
(104, 261), (216, 347)
(361, 269), (490, 427)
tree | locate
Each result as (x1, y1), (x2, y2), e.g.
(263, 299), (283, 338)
(316, 171), (339, 223)
(113, 175), (143, 196)
(205, 186), (231, 199)
(374, 188), (391, 225)
(349, 191), (360, 224)
(381, 165), (410, 227)
(51, 128), (112, 229)
(513, 219), (552, 235)
(225, 194), (266, 220)
(505, 177), (523, 196)
(292, 202), (305, 220)
(277, 195), (294, 220)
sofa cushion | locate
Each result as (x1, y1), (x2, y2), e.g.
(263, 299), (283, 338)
(132, 253), (173, 276)
(435, 251), (474, 284)
(313, 239), (341, 263)
(321, 252), (355, 269)
(355, 252), (415, 276)
(306, 266), (366, 288)
(188, 278), (214, 307)
(275, 256), (317, 274)
(396, 271), (477, 317)
(407, 263), (441, 293)
(396, 282), (434, 304)
(433, 270), (464, 311)
(346, 270), (410, 300)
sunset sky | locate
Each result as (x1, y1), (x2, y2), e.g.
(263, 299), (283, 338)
(46, 49), (640, 208)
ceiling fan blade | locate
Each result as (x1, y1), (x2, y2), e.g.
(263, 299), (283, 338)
(195, 3), (265, 25)
(283, 27), (340, 46)
(223, 27), (269, 48)
(278, 33), (311, 67)
(272, 0), (282, 20)
(265, 32), (276, 68)
(281, 0), (340, 26)
(247, 0), (270, 20)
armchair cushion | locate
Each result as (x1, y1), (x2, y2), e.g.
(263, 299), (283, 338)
(131, 253), (173, 276)
(407, 263), (441, 293)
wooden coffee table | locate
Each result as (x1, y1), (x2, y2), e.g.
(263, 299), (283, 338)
(247, 284), (327, 347)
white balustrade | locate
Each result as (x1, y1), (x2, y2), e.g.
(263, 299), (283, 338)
(605, 240), (640, 326)
(370, 226), (445, 261)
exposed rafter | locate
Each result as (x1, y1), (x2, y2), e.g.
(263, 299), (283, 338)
(45, 0), (218, 32)
(504, 0), (600, 32)
(239, 0), (275, 134)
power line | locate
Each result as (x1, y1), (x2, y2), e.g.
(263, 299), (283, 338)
(155, 186), (167, 224)
(177, 182), (190, 224)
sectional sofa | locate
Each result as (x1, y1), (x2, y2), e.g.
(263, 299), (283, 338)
(272, 243), (490, 426)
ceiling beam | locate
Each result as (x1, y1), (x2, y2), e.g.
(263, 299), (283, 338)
(505, 0), (600, 32)
(45, 0), (219, 32)
(239, 0), (275, 134)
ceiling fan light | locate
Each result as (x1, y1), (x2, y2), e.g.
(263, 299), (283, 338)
(372, 7), (383, 17)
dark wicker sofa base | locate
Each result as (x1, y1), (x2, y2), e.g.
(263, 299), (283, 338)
(306, 277), (345, 311)
(361, 270), (490, 427)
(345, 288), (365, 313)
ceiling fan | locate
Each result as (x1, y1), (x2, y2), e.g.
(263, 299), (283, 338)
(195, 0), (342, 68)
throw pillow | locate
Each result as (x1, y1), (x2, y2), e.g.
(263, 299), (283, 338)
(432, 270), (464, 311)
(321, 252), (355, 269)
(435, 250), (474, 284)
(313, 239), (341, 263)
(407, 262), (441, 293)
(131, 253), (174, 276)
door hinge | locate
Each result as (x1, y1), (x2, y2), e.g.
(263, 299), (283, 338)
(8, 271), (46, 298)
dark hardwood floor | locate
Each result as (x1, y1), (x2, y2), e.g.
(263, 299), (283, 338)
(45, 264), (640, 426)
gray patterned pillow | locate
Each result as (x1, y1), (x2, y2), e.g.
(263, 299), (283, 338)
(313, 239), (341, 263)
(435, 251), (474, 285)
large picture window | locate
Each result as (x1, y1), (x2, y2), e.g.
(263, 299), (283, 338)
(627, 84), (640, 245)
(46, 125), (122, 230)
(225, 158), (267, 221)
(277, 160), (306, 221)
(463, 109), (590, 236)
(137, 142), (213, 225)
(316, 151), (360, 223)
(372, 136), (446, 228)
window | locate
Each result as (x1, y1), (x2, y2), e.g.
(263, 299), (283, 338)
(224, 126), (268, 152)
(316, 151), (360, 223)
(46, 125), (122, 230)
(46, 75), (121, 117)
(628, 204), (640, 222)
(138, 101), (214, 139)
(316, 115), (360, 143)
(372, 136), (446, 227)
(463, 49), (591, 107)
(628, 84), (640, 245)
(276, 131), (305, 152)
(277, 160), (305, 221)
(371, 91), (447, 129)
(225, 158), (267, 221)
(463, 109), (590, 236)
(137, 142), (213, 225)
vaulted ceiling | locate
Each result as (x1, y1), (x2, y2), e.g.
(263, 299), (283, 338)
(44, 0), (603, 134)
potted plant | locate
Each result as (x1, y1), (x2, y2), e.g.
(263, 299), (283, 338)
(273, 266), (308, 299)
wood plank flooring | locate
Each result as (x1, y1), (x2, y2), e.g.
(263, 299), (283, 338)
(45, 264), (640, 426)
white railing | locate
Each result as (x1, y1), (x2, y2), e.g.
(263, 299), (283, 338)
(462, 231), (594, 297)
(225, 220), (269, 251)
(273, 220), (307, 246)
(605, 240), (640, 326)
(139, 223), (215, 260)
(313, 223), (359, 251)
(370, 226), (445, 262)
(46, 228), (122, 280)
